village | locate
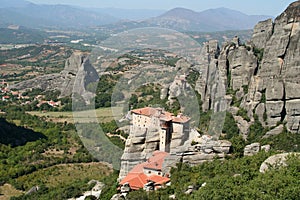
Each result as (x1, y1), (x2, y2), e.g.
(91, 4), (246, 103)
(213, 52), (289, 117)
(0, 79), (61, 108)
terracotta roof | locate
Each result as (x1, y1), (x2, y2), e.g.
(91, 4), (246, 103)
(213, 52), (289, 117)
(120, 173), (148, 190)
(132, 107), (190, 123)
(148, 175), (170, 185)
(172, 115), (190, 123)
(144, 151), (169, 171)
(131, 107), (160, 117)
(119, 151), (170, 190)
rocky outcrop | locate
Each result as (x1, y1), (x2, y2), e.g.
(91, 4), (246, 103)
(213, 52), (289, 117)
(244, 142), (261, 156)
(234, 116), (251, 138)
(118, 125), (161, 180)
(252, 19), (274, 49)
(241, 1), (300, 133)
(259, 153), (300, 173)
(10, 52), (99, 103)
(195, 40), (225, 112)
(227, 44), (258, 91)
(162, 135), (231, 173)
(262, 124), (284, 138)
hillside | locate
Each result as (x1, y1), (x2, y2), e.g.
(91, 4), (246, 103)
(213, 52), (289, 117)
(0, 2), (118, 29)
(0, 1), (272, 31)
(146, 7), (272, 31)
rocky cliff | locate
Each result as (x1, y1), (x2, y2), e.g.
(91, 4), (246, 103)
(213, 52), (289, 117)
(242, 1), (300, 133)
(194, 1), (300, 135)
(10, 52), (99, 102)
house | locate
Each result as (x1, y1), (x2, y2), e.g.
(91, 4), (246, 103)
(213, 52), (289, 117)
(119, 151), (170, 192)
(131, 107), (190, 152)
(48, 100), (61, 107)
(2, 96), (10, 101)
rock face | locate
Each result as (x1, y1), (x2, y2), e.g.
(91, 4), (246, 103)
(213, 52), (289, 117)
(10, 52), (99, 102)
(118, 125), (161, 180)
(242, 1), (300, 133)
(252, 19), (274, 49)
(195, 40), (224, 112)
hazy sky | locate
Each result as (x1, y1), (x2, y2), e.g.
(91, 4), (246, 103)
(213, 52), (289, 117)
(28, 0), (296, 16)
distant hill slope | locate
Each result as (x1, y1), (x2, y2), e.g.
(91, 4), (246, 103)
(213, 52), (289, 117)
(147, 7), (273, 31)
(0, 26), (46, 44)
(0, 2), (118, 29)
(90, 8), (166, 21)
(0, 0), (32, 8)
(0, 2), (272, 31)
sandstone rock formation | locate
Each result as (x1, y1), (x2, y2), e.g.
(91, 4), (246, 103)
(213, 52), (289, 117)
(119, 116), (232, 181)
(252, 19), (274, 49)
(242, 1), (300, 133)
(10, 52), (99, 103)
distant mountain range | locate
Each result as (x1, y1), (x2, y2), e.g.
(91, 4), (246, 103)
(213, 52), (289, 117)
(149, 7), (273, 31)
(0, 0), (273, 31)
(0, 0), (118, 29)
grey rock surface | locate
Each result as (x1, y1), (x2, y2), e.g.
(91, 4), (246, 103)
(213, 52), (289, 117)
(263, 124), (284, 138)
(244, 142), (261, 156)
(252, 19), (274, 49)
(259, 153), (300, 173)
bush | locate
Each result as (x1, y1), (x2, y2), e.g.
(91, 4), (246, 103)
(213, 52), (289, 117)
(222, 112), (239, 139)
(237, 108), (250, 122)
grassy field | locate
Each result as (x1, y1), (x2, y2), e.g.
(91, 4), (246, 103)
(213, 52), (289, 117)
(15, 162), (112, 191)
(0, 184), (23, 200)
(0, 162), (112, 199)
(27, 107), (124, 124)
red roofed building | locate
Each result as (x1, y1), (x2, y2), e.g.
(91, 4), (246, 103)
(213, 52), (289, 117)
(131, 107), (190, 152)
(119, 151), (170, 191)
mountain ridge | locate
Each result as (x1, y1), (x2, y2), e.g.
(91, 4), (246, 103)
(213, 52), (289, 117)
(0, 1), (273, 31)
(148, 7), (273, 31)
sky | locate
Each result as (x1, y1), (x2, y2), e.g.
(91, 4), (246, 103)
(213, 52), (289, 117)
(28, 0), (296, 16)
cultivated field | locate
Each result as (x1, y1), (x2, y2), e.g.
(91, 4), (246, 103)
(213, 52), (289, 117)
(28, 107), (124, 124)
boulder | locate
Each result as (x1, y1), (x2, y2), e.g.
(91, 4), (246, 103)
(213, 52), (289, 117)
(212, 140), (232, 154)
(234, 116), (250, 137)
(244, 143), (261, 156)
(259, 153), (300, 173)
(262, 124), (284, 138)
(261, 144), (271, 152)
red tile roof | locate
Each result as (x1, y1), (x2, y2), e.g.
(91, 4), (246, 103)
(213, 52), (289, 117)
(131, 107), (162, 117)
(148, 175), (170, 185)
(144, 151), (169, 170)
(132, 107), (190, 123)
(119, 151), (170, 190)
(120, 173), (148, 190)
